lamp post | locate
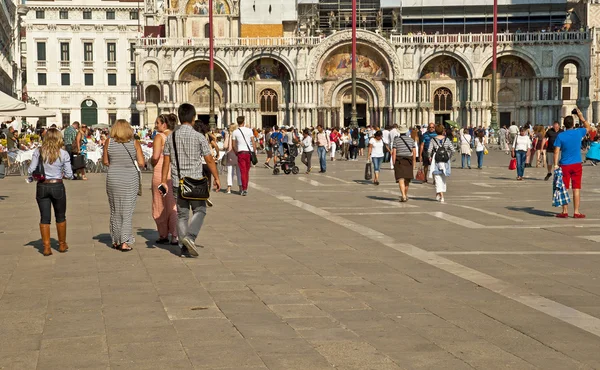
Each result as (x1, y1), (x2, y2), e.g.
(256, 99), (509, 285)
(489, 0), (498, 129)
(350, 0), (358, 129)
(208, 0), (216, 129)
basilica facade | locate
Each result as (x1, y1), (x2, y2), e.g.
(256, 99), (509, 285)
(135, 0), (597, 129)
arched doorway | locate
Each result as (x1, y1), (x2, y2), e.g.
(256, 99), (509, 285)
(180, 60), (228, 126)
(558, 61), (580, 118)
(145, 85), (160, 127)
(260, 89), (278, 128)
(433, 88), (453, 126)
(81, 99), (98, 126)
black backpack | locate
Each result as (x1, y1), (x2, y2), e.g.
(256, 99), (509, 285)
(433, 138), (450, 163)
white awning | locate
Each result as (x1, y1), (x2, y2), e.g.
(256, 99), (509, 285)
(0, 91), (26, 112)
(1, 104), (56, 118)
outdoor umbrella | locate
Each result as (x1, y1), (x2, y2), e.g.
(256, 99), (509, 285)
(91, 123), (110, 129)
(445, 120), (459, 128)
(0, 103), (56, 118)
(0, 91), (26, 111)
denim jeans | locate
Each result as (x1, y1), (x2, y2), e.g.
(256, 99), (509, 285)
(476, 151), (484, 168)
(372, 157), (384, 172)
(174, 187), (207, 242)
(317, 146), (327, 171)
(36, 182), (67, 224)
(461, 154), (471, 168)
(301, 150), (313, 170)
(515, 150), (527, 178)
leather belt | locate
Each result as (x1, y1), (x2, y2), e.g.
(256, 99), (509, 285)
(42, 179), (63, 184)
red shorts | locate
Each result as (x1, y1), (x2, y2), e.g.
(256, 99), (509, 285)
(561, 163), (583, 190)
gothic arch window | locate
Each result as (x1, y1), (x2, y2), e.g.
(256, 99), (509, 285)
(260, 89), (278, 113)
(433, 88), (452, 111)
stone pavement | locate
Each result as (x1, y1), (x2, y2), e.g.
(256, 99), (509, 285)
(2, 150), (600, 369)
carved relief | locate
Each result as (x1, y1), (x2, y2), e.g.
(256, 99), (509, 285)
(542, 50), (553, 68)
(403, 54), (413, 69)
(144, 63), (159, 81)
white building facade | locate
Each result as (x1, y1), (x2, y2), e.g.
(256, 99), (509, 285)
(0, 0), (17, 96)
(23, 0), (142, 127)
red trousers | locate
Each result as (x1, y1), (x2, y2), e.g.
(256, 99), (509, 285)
(237, 152), (251, 191)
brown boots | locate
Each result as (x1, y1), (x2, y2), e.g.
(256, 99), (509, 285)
(56, 222), (68, 253)
(39, 224), (52, 256)
(39, 222), (68, 256)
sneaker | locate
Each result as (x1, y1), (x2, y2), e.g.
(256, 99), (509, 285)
(206, 199), (213, 207)
(544, 173), (552, 181)
(440, 198), (446, 204)
(181, 237), (199, 257)
(241, 190), (248, 196)
(436, 194), (441, 201)
(180, 245), (196, 258)
(226, 187), (232, 194)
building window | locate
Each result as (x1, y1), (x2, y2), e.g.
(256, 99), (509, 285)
(131, 112), (140, 126)
(61, 73), (70, 86)
(106, 43), (116, 62)
(38, 73), (47, 86)
(36, 10), (45, 19)
(107, 73), (117, 86)
(130, 10), (139, 20)
(260, 89), (278, 112)
(83, 10), (92, 19)
(84, 43), (93, 61)
(84, 73), (94, 86)
(562, 87), (571, 100)
(61, 113), (71, 127)
(108, 113), (117, 125)
(106, 10), (115, 20)
(36, 42), (46, 61)
(433, 88), (452, 111)
(130, 73), (136, 86)
(129, 43), (135, 61)
(60, 42), (70, 61)
(59, 10), (68, 19)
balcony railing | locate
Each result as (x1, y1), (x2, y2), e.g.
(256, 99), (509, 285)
(106, 61), (117, 69)
(83, 61), (94, 68)
(59, 61), (70, 69)
(129, 61), (136, 69)
(36, 60), (47, 68)
(138, 30), (592, 50)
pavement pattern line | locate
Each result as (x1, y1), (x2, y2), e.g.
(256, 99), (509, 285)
(435, 251), (600, 255)
(250, 181), (600, 339)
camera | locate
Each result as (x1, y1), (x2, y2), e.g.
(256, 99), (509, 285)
(572, 108), (578, 115)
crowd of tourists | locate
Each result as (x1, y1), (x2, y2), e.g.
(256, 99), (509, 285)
(19, 103), (597, 257)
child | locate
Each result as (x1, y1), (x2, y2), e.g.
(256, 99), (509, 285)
(586, 135), (600, 166)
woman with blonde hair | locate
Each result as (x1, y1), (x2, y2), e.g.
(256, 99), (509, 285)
(103, 119), (145, 251)
(150, 114), (178, 245)
(28, 128), (73, 256)
(223, 123), (242, 194)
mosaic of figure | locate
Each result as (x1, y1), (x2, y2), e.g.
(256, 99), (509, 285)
(420, 56), (466, 79)
(186, 0), (229, 15)
(244, 59), (290, 80)
(484, 56), (534, 78)
(321, 46), (386, 79)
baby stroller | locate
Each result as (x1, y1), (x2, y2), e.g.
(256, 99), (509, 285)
(586, 141), (600, 166)
(273, 143), (300, 175)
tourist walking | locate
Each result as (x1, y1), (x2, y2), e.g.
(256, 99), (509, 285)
(263, 128), (274, 168)
(63, 121), (79, 163)
(499, 124), (509, 153)
(103, 119), (145, 252)
(232, 116), (255, 196)
(391, 125), (416, 202)
(543, 121), (563, 181)
(358, 128), (366, 157)
(28, 128), (73, 256)
(368, 130), (385, 186)
(223, 123), (242, 194)
(330, 127), (340, 161)
(150, 114), (178, 245)
(428, 124), (455, 203)
(459, 128), (472, 169)
(74, 124), (89, 180)
(474, 130), (487, 169)
(160, 104), (220, 257)
(553, 109), (592, 218)
(512, 127), (532, 181)
(315, 125), (330, 173)
(419, 123), (437, 183)
(301, 129), (314, 174)
(349, 128), (359, 160)
(508, 122), (519, 150)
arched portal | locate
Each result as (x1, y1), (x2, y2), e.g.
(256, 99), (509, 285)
(260, 89), (278, 128)
(483, 56), (536, 126)
(420, 55), (468, 126)
(180, 61), (228, 125)
(330, 79), (380, 128)
(145, 85), (160, 127)
(81, 99), (98, 126)
(557, 59), (583, 119)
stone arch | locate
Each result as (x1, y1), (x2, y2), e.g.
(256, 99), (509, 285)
(417, 51), (474, 80)
(179, 60), (228, 110)
(259, 89), (279, 113)
(555, 55), (589, 78)
(308, 30), (401, 80)
(142, 61), (160, 82)
(145, 85), (161, 104)
(327, 78), (384, 108)
(433, 87), (453, 111)
(174, 55), (232, 81)
(318, 43), (388, 81)
(239, 53), (295, 81)
(479, 50), (541, 78)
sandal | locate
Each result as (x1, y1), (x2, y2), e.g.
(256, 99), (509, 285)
(573, 213), (586, 219)
(555, 213), (569, 218)
(170, 238), (179, 246)
(156, 238), (170, 244)
(118, 243), (133, 252)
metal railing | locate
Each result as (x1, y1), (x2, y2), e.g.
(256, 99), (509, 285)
(59, 61), (70, 68)
(137, 30), (592, 50)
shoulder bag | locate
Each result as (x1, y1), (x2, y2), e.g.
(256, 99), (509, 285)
(122, 143), (142, 196)
(238, 128), (258, 166)
(32, 149), (46, 182)
(71, 153), (87, 170)
(172, 131), (210, 201)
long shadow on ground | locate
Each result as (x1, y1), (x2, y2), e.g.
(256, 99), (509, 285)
(25, 238), (58, 255)
(506, 206), (555, 217)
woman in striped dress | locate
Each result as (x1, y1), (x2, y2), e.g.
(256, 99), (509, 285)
(102, 119), (145, 251)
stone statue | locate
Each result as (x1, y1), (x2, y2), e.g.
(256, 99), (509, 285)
(328, 11), (336, 29)
(392, 9), (399, 31)
(146, 0), (154, 12)
(233, 0), (239, 15)
(376, 9), (383, 32)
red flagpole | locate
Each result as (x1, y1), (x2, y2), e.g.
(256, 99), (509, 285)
(490, 0), (498, 129)
(350, 0), (358, 128)
(208, 0), (216, 128)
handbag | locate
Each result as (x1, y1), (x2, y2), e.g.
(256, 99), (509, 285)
(238, 128), (258, 165)
(122, 143), (142, 196)
(484, 147), (489, 155)
(172, 131), (210, 201)
(71, 154), (86, 170)
(32, 150), (46, 181)
(364, 162), (372, 181)
(509, 158), (517, 170)
(415, 167), (426, 182)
